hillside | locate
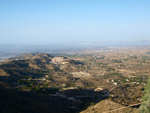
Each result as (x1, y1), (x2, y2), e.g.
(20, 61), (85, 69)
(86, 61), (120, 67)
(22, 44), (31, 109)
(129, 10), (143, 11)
(0, 85), (74, 113)
(0, 53), (85, 86)
(1, 49), (149, 112)
(0, 68), (9, 76)
(80, 99), (139, 113)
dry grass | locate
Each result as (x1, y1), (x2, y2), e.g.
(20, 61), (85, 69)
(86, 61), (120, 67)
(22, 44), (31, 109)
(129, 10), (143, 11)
(80, 99), (139, 113)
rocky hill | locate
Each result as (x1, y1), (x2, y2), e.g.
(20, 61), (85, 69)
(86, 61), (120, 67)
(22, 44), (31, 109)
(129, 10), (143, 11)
(0, 68), (9, 76)
(0, 52), (144, 113)
(80, 99), (139, 113)
(0, 53), (84, 84)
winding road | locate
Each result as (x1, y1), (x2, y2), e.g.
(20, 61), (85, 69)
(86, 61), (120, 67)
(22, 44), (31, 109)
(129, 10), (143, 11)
(85, 62), (94, 73)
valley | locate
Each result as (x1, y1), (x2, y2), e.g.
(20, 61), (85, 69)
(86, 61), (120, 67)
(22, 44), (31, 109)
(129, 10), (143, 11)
(1, 46), (150, 112)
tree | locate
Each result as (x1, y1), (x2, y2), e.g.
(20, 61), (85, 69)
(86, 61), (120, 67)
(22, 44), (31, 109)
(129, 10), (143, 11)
(71, 84), (74, 87)
(139, 78), (150, 113)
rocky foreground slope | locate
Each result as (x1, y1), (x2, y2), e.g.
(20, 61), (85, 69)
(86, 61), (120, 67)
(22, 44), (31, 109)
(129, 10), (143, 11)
(80, 99), (138, 113)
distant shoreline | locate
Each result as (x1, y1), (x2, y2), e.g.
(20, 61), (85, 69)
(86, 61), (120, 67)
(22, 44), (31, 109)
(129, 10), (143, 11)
(0, 56), (13, 61)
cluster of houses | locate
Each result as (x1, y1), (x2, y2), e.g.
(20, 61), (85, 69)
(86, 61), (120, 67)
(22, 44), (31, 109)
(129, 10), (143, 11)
(110, 77), (146, 86)
(52, 57), (63, 63)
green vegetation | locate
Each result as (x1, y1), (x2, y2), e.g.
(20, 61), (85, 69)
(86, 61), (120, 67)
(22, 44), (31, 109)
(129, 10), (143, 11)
(139, 78), (150, 113)
(1, 48), (150, 113)
(112, 59), (123, 63)
(107, 67), (116, 71)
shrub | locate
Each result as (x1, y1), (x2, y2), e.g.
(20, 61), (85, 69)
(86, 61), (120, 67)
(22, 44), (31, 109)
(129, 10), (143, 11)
(139, 78), (150, 112)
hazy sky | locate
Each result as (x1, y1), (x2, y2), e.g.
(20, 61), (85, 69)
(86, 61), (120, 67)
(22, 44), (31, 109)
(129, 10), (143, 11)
(0, 0), (150, 45)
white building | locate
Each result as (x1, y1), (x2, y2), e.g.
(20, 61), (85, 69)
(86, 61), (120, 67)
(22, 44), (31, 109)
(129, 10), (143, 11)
(113, 83), (118, 85)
